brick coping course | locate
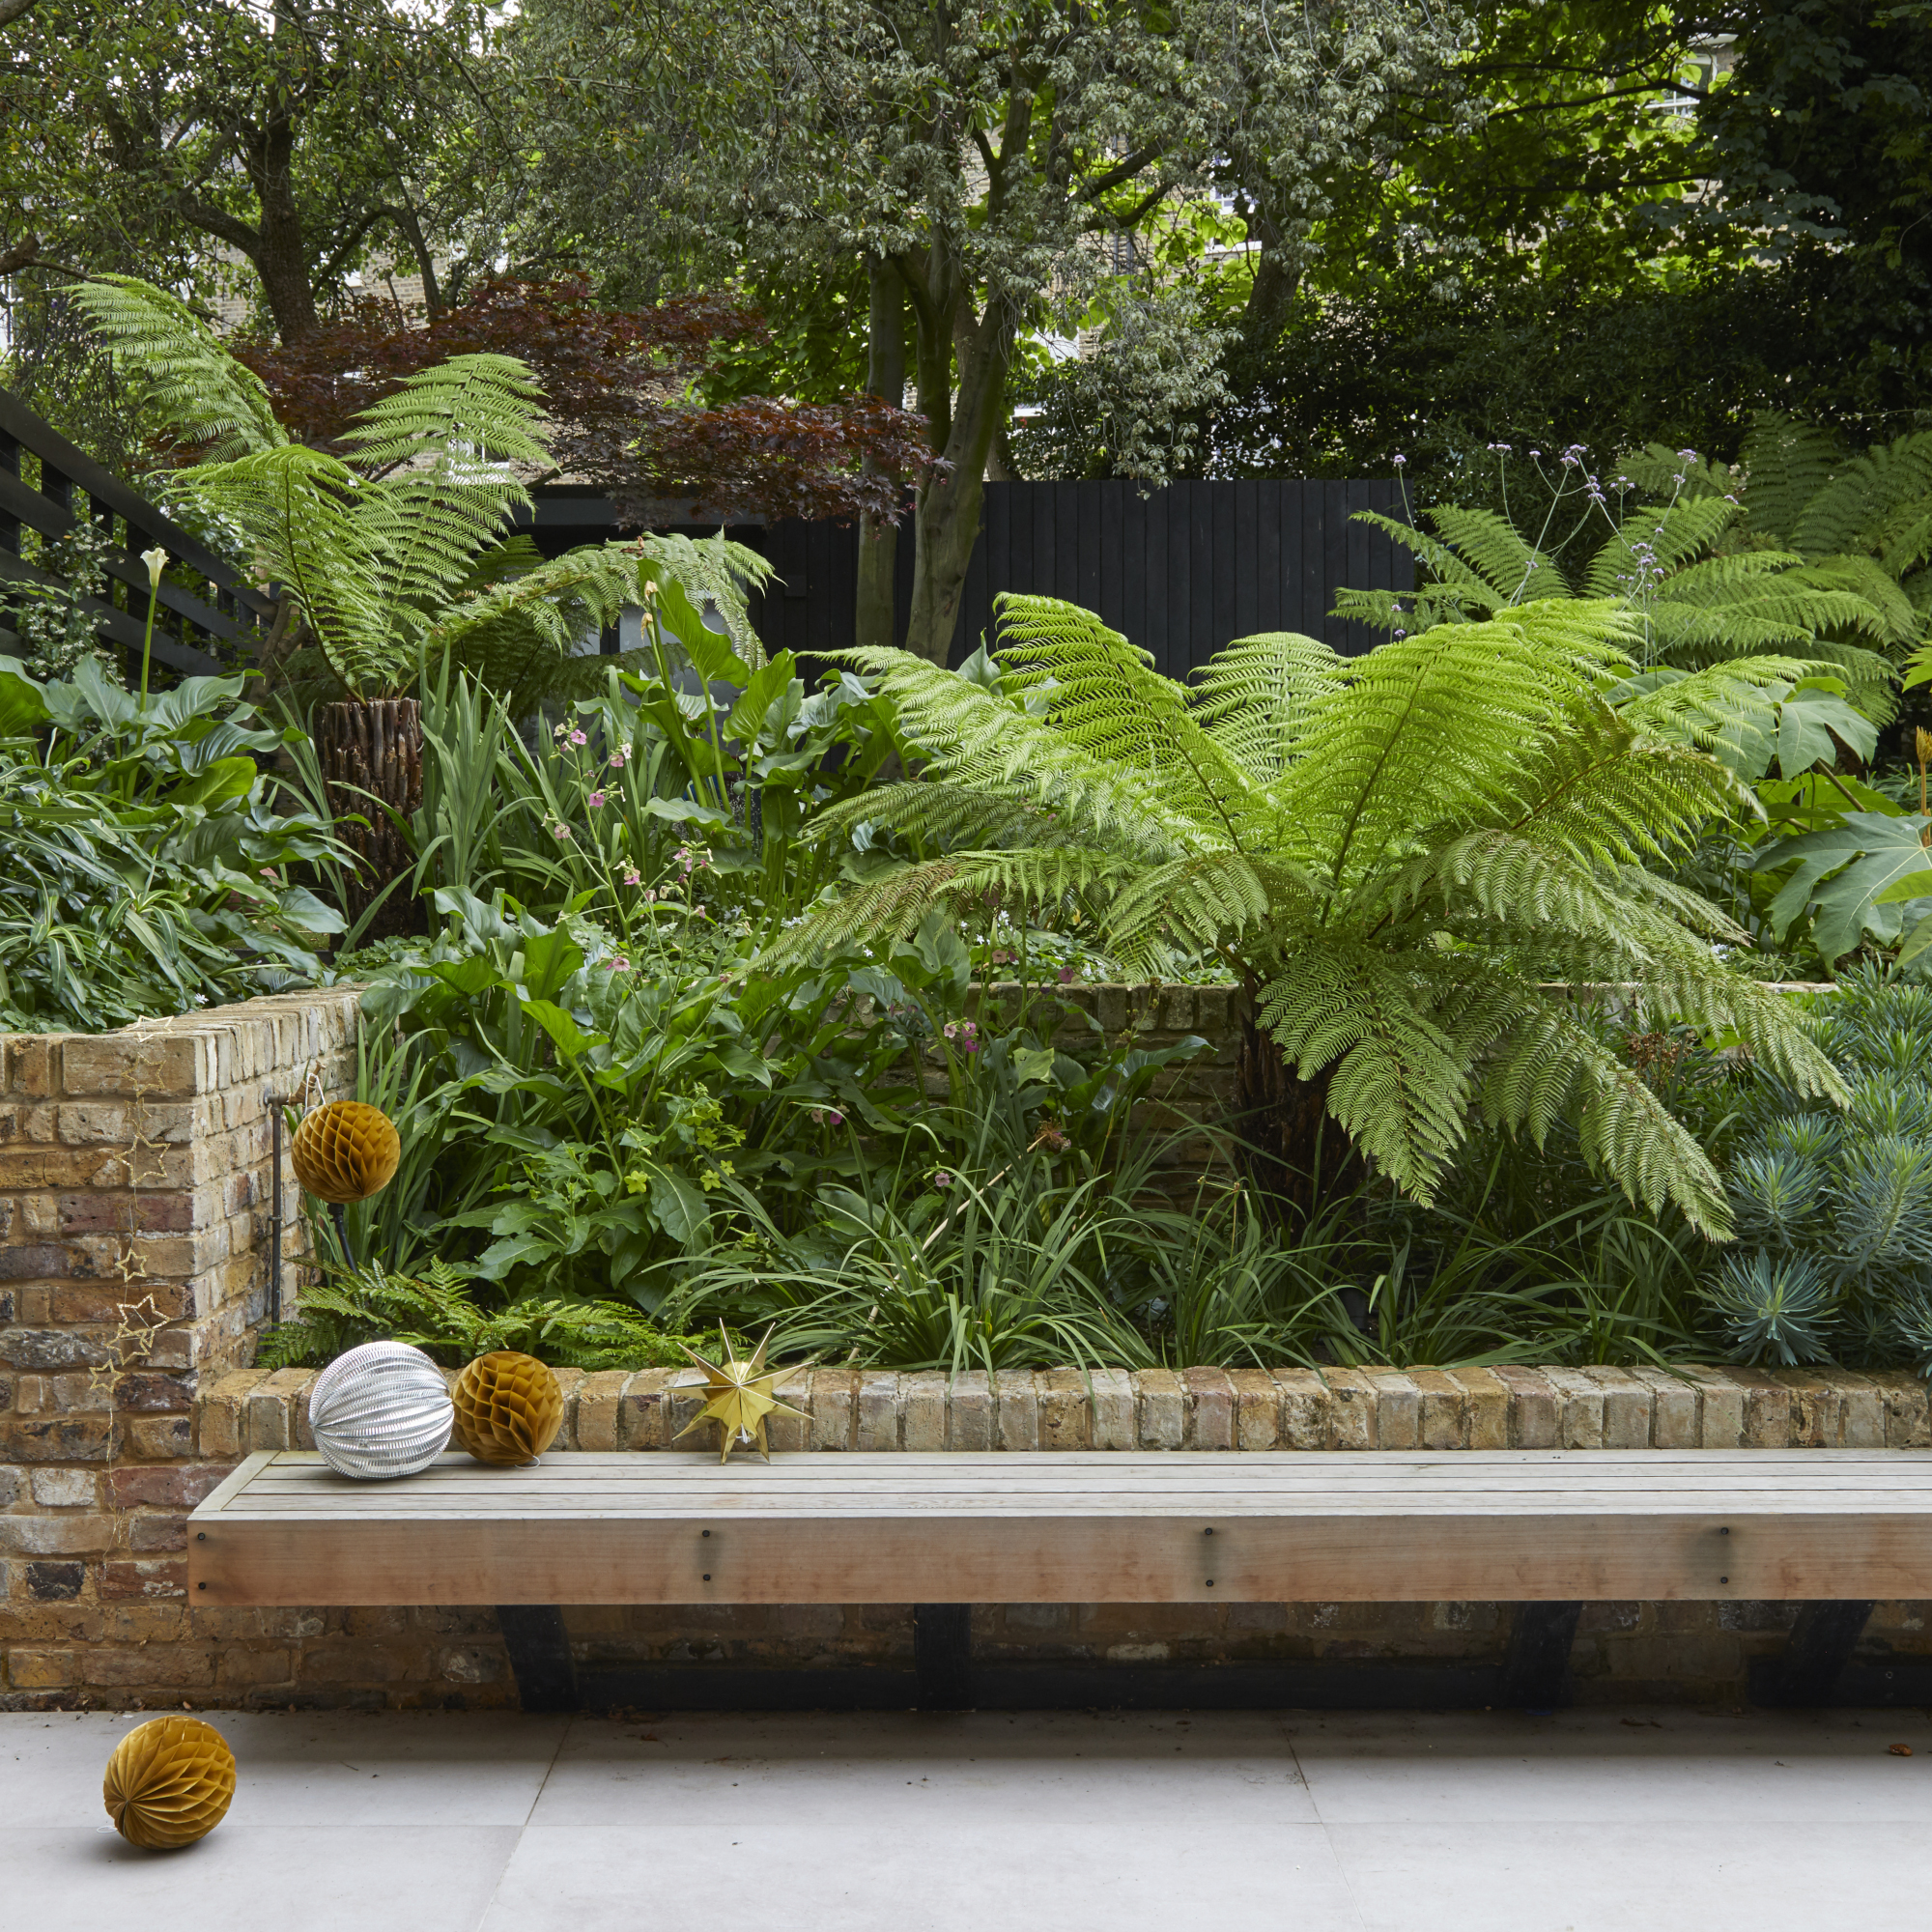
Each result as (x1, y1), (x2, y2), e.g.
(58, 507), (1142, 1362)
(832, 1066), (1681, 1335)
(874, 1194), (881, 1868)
(200, 1360), (1929, 1460)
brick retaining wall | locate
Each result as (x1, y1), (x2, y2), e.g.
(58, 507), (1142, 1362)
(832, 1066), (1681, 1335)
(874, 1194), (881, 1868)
(0, 991), (357, 1708)
(7, 984), (1930, 1714)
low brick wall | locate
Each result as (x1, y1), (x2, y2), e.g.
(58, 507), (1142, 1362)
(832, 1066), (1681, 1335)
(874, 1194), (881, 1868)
(7, 982), (1929, 1715)
(0, 991), (356, 1706)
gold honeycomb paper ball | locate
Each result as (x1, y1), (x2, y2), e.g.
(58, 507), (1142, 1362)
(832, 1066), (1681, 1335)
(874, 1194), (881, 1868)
(452, 1350), (564, 1465)
(290, 1100), (401, 1205)
(102, 1717), (236, 1850)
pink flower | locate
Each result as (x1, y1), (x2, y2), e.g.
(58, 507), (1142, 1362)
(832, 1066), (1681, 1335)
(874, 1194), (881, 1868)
(587, 790), (607, 809)
(622, 867), (641, 886)
(553, 823), (573, 840)
(609, 750), (627, 769)
(569, 728), (588, 746)
(605, 954), (631, 972)
(1057, 965), (1075, 984)
(933, 1171), (952, 1189)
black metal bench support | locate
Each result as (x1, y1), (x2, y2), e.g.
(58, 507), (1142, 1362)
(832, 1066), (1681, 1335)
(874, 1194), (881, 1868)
(497, 1605), (578, 1713)
(1496, 1601), (1584, 1709)
(913, 1603), (976, 1710)
(1749, 1600), (1879, 1707)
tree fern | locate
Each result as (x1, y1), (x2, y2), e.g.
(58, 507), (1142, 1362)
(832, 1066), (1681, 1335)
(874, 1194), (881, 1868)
(785, 594), (1847, 1235)
(1339, 445), (1918, 727)
(78, 275), (767, 705)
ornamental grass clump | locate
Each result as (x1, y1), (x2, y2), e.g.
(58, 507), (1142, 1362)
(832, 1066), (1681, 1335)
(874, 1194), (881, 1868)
(782, 592), (1845, 1236)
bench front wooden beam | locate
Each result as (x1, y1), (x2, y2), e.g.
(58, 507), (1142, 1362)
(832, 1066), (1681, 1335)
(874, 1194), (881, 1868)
(188, 1449), (1932, 1608)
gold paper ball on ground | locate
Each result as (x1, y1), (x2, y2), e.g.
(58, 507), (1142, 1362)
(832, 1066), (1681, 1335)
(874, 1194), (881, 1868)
(102, 1717), (236, 1850)
(290, 1100), (401, 1205)
(452, 1351), (564, 1464)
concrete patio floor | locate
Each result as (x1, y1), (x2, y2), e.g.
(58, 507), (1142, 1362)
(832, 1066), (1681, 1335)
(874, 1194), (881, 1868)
(4, 1704), (1928, 1929)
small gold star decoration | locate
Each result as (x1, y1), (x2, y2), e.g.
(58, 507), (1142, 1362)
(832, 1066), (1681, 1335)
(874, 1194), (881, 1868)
(673, 1324), (808, 1463)
(87, 1293), (172, 1402)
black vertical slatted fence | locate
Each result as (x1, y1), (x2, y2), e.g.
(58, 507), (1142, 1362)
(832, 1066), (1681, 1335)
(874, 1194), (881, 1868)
(753, 478), (1412, 677)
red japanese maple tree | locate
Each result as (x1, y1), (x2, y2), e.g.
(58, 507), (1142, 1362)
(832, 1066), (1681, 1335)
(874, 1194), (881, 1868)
(232, 274), (931, 526)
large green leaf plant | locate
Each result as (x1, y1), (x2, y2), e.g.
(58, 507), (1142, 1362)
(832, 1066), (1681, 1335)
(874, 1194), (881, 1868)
(0, 656), (348, 1029)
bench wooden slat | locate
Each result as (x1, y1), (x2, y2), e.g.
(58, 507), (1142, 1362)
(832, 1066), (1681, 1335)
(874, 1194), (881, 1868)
(187, 1451), (1932, 1607)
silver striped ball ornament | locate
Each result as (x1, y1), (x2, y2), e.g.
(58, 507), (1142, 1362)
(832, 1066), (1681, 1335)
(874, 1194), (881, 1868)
(308, 1341), (453, 1480)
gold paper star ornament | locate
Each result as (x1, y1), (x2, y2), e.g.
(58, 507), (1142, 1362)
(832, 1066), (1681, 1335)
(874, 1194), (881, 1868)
(673, 1324), (808, 1463)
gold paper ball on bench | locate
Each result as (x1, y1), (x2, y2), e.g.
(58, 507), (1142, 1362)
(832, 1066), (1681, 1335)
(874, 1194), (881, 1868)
(103, 1717), (237, 1850)
(290, 1100), (401, 1205)
(452, 1350), (564, 1465)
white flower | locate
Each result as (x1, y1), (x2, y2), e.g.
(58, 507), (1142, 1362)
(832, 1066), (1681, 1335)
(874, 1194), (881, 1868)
(140, 547), (168, 589)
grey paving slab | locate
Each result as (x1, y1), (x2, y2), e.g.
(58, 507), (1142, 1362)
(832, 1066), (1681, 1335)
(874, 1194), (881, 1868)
(481, 1820), (1365, 1932)
(1287, 1707), (1932, 1824)
(0, 1825), (524, 1931)
(0, 1709), (569, 1829)
(1328, 1823), (1932, 1931)
(5, 1704), (1930, 1931)
(530, 1708), (1320, 1828)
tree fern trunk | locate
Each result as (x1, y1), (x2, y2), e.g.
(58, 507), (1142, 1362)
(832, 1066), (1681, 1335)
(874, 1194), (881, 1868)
(317, 698), (423, 942)
(1235, 982), (1361, 1225)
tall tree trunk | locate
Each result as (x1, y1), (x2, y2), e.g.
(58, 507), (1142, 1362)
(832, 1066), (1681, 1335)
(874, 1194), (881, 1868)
(317, 698), (423, 940)
(902, 310), (1012, 667)
(855, 259), (908, 653)
(1234, 980), (1361, 1226)
(246, 110), (320, 346)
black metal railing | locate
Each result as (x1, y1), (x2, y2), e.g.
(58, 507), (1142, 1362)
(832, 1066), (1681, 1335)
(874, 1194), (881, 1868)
(0, 386), (273, 683)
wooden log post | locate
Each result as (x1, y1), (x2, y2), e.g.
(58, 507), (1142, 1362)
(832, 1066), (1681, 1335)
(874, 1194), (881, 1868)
(316, 697), (424, 941)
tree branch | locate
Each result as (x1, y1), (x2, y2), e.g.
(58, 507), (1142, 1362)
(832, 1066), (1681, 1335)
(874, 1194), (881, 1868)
(1080, 145), (1164, 203)
(171, 192), (264, 262)
(0, 0), (41, 26)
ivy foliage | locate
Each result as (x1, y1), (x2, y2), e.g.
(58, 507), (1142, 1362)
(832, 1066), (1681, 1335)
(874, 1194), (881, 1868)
(783, 593), (1846, 1234)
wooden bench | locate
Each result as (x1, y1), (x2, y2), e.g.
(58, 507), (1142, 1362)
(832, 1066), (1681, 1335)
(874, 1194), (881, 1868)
(188, 1447), (1932, 1713)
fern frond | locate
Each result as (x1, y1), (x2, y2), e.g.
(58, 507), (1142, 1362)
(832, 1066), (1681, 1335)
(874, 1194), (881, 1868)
(1188, 630), (1348, 780)
(1425, 505), (1572, 601)
(991, 594), (1264, 838)
(829, 641), (1206, 856)
(1740, 413), (1847, 545)
(1582, 496), (1741, 598)
(1257, 946), (1470, 1200)
(173, 445), (393, 691)
(424, 540), (648, 706)
(770, 848), (1138, 963)
(1270, 602), (1638, 889)
(71, 274), (287, 460)
(637, 531), (776, 672)
(1612, 656), (1810, 773)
